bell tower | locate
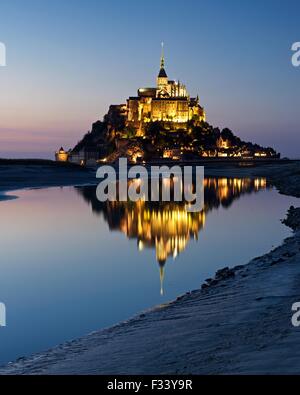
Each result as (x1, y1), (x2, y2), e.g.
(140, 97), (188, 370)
(157, 42), (168, 95)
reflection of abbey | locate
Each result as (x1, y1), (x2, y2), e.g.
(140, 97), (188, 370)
(124, 44), (205, 134)
(76, 178), (267, 295)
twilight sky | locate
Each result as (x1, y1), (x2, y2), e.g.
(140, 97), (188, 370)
(0, 0), (299, 158)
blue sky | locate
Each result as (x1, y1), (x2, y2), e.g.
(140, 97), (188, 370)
(0, 0), (299, 158)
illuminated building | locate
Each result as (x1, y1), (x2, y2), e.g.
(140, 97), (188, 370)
(55, 147), (69, 162)
(217, 136), (231, 149)
(111, 44), (206, 135)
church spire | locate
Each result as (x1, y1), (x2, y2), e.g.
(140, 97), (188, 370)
(158, 42), (168, 79)
(160, 42), (165, 69)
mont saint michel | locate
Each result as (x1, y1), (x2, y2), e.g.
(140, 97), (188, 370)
(1, 0), (300, 379)
(56, 46), (279, 165)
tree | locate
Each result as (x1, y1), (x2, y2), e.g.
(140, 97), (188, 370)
(145, 121), (164, 140)
(221, 128), (235, 143)
(104, 107), (126, 131)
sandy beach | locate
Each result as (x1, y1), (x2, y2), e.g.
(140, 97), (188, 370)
(0, 160), (300, 375)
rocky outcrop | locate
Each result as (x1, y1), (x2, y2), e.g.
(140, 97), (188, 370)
(282, 206), (300, 231)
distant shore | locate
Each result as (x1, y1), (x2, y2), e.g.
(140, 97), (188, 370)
(0, 157), (297, 196)
(0, 160), (300, 374)
(0, 160), (97, 197)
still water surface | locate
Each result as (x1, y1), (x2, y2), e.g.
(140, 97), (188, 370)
(0, 177), (298, 365)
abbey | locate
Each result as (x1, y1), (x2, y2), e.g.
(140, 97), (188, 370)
(111, 44), (205, 135)
(56, 45), (279, 165)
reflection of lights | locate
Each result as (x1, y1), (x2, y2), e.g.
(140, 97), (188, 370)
(218, 178), (228, 187)
(123, 205), (206, 264)
(83, 177), (269, 295)
(254, 178), (267, 190)
(132, 178), (141, 186)
(138, 240), (144, 251)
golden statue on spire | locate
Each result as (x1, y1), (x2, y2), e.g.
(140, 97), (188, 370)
(160, 41), (165, 69)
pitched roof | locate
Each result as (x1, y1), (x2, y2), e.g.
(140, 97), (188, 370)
(158, 67), (168, 78)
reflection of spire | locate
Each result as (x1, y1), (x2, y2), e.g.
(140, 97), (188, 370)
(159, 260), (166, 296)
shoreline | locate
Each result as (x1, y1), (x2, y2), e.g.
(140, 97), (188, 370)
(0, 161), (300, 374)
(0, 162), (97, 197)
(0, 159), (298, 196)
